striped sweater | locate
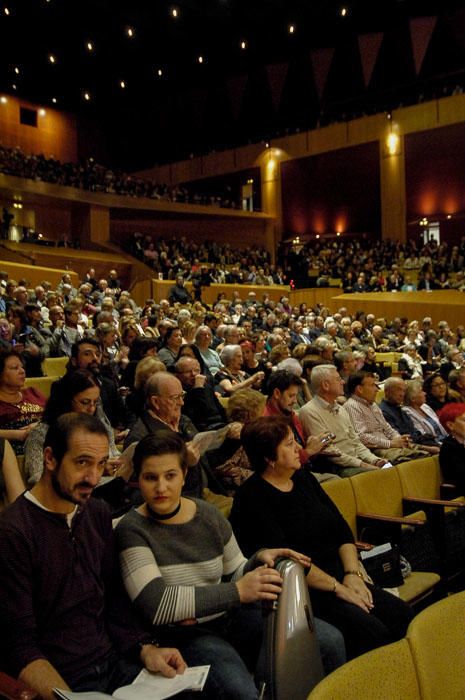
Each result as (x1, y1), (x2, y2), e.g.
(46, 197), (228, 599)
(116, 499), (259, 626)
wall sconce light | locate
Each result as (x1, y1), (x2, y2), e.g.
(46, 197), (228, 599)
(385, 120), (400, 156)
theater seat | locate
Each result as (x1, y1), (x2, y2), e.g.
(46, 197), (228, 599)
(323, 474), (440, 607)
(406, 590), (465, 700)
(0, 671), (38, 700)
(41, 356), (69, 378)
(308, 639), (420, 699)
(24, 375), (59, 399)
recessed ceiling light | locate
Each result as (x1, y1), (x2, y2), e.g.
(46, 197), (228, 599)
(86, 41), (93, 51)
(120, 80), (126, 89)
(12, 84), (17, 90)
(126, 27), (134, 37)
(340, 7), (348, 17)
(39, 108), (46, 116)
(240, 40), (247, 50)
(288, 24), (295, 34)
(4, 7), (10, 15)
(198, 55), (204, 64)
(48, 54), (56, 64)
(171, 7), (178, 18)
(157, 68), (163, 77)
(0, 96), (8, 104)
(83, 91), (91, 101)
(14, 66), (19, 74)
(52, 97), (57, 104)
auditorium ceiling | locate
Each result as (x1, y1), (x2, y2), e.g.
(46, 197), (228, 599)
(2, 0), (465, 168)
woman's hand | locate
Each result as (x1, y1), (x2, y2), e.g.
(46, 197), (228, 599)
(343, 574), (373, 607)
(14, 423), (39, 441)
(335, 581), (374, 613)
(236, 565), (283, 603)
(256, 548), (311, 570)
(305, 432), (333, 458)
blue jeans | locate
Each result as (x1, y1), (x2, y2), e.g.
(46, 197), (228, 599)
(158, 606), (262, 700)
(314, 617), (346, 674)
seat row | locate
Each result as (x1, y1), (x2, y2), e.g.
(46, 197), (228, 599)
(309, 589), (465, 699)
(322, 456), (465, 604)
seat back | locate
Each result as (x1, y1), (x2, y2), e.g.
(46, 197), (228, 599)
(350, 466), (405, 518)
(397, 456), (441, 501)
(41, 356), (69, 378)
(308, 639), (420, 700)
(322, 477), (357, 537)
(24, 375), (59, 399)
(406, 590), (465, 700)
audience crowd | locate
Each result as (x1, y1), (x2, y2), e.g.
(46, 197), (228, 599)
(1, 253), (465, 699)
(0, 144), (243, 209)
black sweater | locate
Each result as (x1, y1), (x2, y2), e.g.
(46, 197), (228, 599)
(230, 470), (354, 581)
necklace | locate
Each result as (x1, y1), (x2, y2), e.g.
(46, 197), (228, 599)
(146, 500), (182, 521)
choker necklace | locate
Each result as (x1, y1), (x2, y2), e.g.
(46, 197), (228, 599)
(146, 501), (182, 521)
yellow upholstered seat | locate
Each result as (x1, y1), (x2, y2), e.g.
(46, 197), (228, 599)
(24, 375), (59, 399)
(308, 639), (420, 699)
(406, 590), (465, 700)
(41, 356), (69, 378)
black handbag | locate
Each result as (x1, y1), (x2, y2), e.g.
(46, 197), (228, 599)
(360, 543), (404, 588)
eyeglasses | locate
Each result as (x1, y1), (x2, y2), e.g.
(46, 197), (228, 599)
(431, 381), (446, 388)
(163, 391), (186, 402)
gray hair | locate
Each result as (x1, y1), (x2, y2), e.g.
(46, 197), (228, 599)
(220, 344), (241, 366)
(310, 364), (338, 394)
(384, 376), (405, 399)
(276, 358), (303, 376)
(403, 380), (423, 406)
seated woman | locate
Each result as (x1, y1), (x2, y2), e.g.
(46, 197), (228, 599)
(398, 344), (424, 380)
(215, 345), (265, 396)
(438, 402), (465, 494)
(230, 416), (413, 660)
(24, 369), (128, 487)
(0, 351), (46, 455)
(0, 437), (25, 509)
(157, 326), (184, 369)
(115, 431), (343, 697)
(402, 380), (448, 446)
(423, 373), (455, 413)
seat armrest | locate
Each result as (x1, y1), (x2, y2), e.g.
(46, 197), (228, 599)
(355, 541), (373, 551)
(0, 672), (38, 700)
(357, 512), (425, 526)
(440, 483), (461, 499)
(403, 496), (465, 508)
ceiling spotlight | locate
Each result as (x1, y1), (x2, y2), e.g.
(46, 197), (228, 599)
(316, 234), (320, 239)
(171, 7), (178, 18)
(447, 214), (452, 219)
(86, 41), (93, 51)
(12, 84), (17, 90)
(39, 108), (46, 116)
(340, 7), (348, 17)
(240, 40), (247, 50)
(120, 80), (126, 89)
(157, 68), (163, 77)
(52, 97), (57, 103)
(4, 6), (10, 15)
(83, 91), (91, 101)
(288, 24), (295, 34)
(126, 27), (134, 37)
(0, 96), (7, 104)
(197, 55), (204, 64)
(14, 66), (19, 74)
(48, 54), (56, 64)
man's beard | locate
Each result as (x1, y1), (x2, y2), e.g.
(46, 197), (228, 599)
(51, 471), (93, 506)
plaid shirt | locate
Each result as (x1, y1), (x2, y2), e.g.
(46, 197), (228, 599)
(343, 395), (400, 449)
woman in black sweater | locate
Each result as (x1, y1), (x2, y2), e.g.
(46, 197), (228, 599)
(229, 416), (412, 659)
(438, 402), (465, 494)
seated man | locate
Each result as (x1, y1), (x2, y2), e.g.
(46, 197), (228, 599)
(0, 413), (185, 700)
(124, 371), (205, 497)
(174, 356), (227, 431)
(263, 370), (337, 482)
(299, 365), (385, 477)
(343, 372), (428, 463)
(380, 377), (440, 453)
